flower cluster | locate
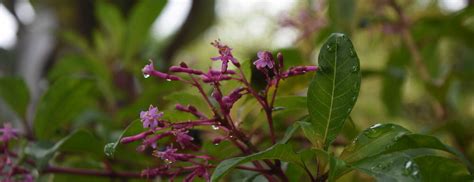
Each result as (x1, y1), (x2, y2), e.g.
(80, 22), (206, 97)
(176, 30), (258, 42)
(122, 40), (318, 181)
(0, 123), (33, 182)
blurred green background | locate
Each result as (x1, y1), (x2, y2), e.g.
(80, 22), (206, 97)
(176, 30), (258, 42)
(0, 0), (473, 181)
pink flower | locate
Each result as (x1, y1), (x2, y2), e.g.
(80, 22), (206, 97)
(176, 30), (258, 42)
(201, 70), (232, 84)
(211, 40), (239, 72)
(221, 87), (245, 114)
(282, 66), (318, 78)
(185, 165), (210, 182)
(254, 51), (275, 70)
(140, 105), (164, 129)
(169, 66), (203, 75)
(0, 123), (18, 142)
(173, 129), (195, 149)
(153, 146), (194, 163)
(142, 60), (180, 81)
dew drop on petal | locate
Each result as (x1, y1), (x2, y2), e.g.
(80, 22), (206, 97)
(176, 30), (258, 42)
(144, 74), (150, 78)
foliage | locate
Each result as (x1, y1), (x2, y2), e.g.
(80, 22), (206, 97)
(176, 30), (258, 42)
(0, 0), (474, 181)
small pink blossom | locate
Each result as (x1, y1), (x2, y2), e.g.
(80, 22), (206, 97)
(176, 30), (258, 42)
(142, 60), (180, 80)
(173, 129), (195, 149)
(140, 105), (164, 129)
(211, 40), (239, 72)
(254, 51), (275, 70)
(0, 123), (18, 142)
(201, 70), (232, 84)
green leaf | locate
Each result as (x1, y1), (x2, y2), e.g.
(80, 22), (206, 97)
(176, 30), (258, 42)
(25, 130), (101, 170)
(351, 153), (473, 182)
(340, 124), (410, 163)
(124, 0), (167, 62)
(0, 77), (29, 117)
(307, 33), (361, 149)
(414, 155), (473, 182)
(211, 124), (302, 181)
(104, 120), (142, 158)
(335, 123), (474, 180)
(210, 143), (302, 182)
(351, 152), (422, 182)
(34, 78), (94, 139)
(382, 134), (473, 172)
(329, 155), (348, 182)
(95, 1), (125, 55)
(298, 120), (319, 147)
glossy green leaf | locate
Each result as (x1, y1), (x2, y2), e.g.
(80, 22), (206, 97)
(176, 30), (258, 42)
(34, 78), (94, 139)
(211, 123), (301, 181)
(340, 124), (410, 163)
(0, 77), (29, 117)
(414, 155), (473, 182)
(298, 120), (319, 147)
(210, 143), (301, 182)
(352, 152), (422, 182)
(104, 120), (141, 158)
(25, 130), (100, 170)
(329, 155), (348, 182)
(124, 0), (167, 62)
(350, 153), (473, 182)
(335, 123), (473, 180)
(383, 133), (473, 172)
(307, 33), (361, 149)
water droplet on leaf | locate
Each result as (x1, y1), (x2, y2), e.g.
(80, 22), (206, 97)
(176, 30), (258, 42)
(326, 44), (335, 52)
(349, 48), (356, 57)
(403, 160), (420, 179)
(364, 124), (384, 138)
(351, 65), (359, 72)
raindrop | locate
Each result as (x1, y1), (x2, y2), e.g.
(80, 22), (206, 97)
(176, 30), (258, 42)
(326, 44), (335, 52)
(349, 48), (356, 57)
(211, 125), (219, 130)
(351, 65), (359, 73)
(164, 159), (173, 165)
(405, 161), (413, 169)
(403, 160), (420, 179)
(143, 74), (150, 78)
(370, 123), (382, 129)
(353, 83), (360, 90)
(364, 124), (384, 138)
